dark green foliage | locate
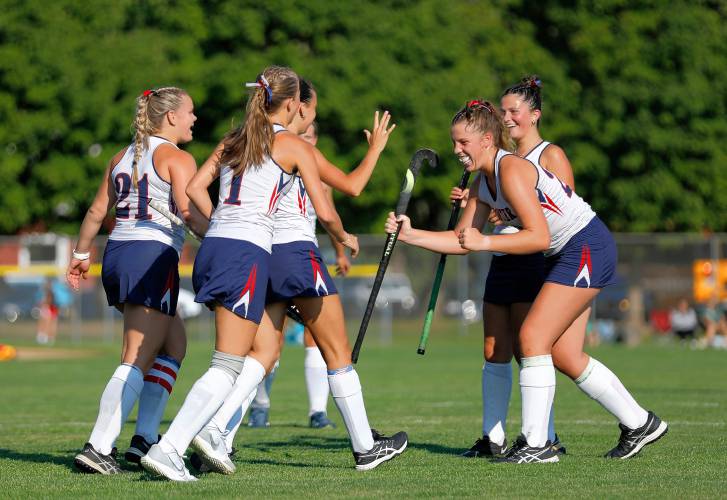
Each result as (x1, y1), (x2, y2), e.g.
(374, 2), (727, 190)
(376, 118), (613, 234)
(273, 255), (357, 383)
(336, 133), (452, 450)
(1, 0), (725, 234)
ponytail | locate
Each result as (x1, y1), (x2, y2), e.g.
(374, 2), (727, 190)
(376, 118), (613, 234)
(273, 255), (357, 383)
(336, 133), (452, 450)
(220, 66), (299, 177)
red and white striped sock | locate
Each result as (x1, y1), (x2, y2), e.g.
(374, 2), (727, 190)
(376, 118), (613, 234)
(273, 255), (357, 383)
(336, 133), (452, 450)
(135, 355), (180, 443)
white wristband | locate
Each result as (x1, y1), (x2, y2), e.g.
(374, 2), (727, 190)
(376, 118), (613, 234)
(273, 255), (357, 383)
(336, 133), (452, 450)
(72, 250), (90, 261)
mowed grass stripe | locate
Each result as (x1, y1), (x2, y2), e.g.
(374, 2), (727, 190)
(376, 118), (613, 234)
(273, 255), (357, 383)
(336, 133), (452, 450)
(1, 324), (726, 498)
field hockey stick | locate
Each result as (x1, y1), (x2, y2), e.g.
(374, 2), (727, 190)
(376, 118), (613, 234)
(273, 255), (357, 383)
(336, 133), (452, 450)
(148, 199), (202, 241)
(351, 148), (438, 363)
(417, 168), (471, 355)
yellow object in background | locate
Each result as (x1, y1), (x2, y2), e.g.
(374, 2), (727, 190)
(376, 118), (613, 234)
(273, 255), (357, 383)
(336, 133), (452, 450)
(693, 259), (727, 302)
(0, 344), (17, 361)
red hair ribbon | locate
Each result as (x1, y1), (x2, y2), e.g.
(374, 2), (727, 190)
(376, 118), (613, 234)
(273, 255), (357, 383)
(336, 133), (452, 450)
(468, 100), (495, 113)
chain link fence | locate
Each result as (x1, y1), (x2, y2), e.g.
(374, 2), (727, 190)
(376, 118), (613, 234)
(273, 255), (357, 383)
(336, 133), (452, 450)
(1, 232), (725, 345)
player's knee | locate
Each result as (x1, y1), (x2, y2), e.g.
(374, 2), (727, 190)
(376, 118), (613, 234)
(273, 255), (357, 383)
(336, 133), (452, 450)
(518, 324), (549, 356)
(484, 336), (513, 363)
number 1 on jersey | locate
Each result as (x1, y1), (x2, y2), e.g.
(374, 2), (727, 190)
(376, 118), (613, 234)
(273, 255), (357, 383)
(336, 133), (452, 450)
(224, 175), (243, 205)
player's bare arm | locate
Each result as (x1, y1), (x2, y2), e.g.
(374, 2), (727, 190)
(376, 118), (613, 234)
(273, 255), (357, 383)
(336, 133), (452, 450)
(186, 142), (224, 220)
(314, 110), (395, 196)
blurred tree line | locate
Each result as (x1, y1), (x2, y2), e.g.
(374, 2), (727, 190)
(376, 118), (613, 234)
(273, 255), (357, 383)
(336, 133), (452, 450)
(0, 0), (725, 235)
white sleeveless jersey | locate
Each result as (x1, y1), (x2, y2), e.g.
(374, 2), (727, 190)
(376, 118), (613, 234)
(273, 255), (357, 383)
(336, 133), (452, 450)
(109, 136), (185, 253)
(477, 147), (595, 256)
(206, 124), (294, 252)
(272, 175), (318, 245)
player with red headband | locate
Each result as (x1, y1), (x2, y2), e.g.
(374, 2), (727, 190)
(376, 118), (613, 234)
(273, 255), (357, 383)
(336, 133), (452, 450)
(388, 98), (667, 463)
(66, 86), (207, 474)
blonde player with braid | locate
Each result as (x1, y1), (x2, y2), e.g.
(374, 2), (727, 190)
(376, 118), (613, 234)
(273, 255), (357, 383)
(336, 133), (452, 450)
(66, 87), (208, 474)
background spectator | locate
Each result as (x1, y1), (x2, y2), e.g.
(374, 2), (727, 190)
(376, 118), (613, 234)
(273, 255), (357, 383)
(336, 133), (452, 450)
(669, 298), (698, 344)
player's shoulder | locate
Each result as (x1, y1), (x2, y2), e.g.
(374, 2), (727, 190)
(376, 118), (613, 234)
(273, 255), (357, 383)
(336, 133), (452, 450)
(274, 131), (314, 157)
(156, 143), (195, 165)
(540, 143), (570, 165)
(274, 129), (305, 146)
(499, 151), (532, 171)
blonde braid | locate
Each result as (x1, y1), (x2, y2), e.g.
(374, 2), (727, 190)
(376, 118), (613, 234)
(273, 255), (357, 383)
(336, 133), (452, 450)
(132, 92), (153, 189)
(130, 87), (187, 188)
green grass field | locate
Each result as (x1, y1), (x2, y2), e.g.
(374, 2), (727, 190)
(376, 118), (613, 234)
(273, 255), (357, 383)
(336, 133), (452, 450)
(1, 322), (726, 498)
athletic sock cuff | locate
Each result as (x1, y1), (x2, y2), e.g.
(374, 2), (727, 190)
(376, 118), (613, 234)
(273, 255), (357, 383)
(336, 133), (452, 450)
(575, 356), (596, 385)
(328, 367), (361, 398)
(327, 364), (353, 376)
(211, 350), (245, 380)
(520, 361), (556, 388)
(521, 355), (553, 369)
(483, 361), (513, 379)
(114, 364), (144, 396)
(145, 356), (180, 394)
(156, 354), (181, 369)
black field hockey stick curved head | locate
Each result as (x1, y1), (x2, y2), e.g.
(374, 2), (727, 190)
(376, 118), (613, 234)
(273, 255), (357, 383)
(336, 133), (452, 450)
(351, 148), (438, 364)
(395, 148), (439, 216)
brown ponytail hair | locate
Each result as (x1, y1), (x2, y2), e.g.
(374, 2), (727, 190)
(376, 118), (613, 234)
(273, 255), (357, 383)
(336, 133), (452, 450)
(451, 99), (513, 151)
(132, 87), (187, 187)
(219, 66), (299, 177)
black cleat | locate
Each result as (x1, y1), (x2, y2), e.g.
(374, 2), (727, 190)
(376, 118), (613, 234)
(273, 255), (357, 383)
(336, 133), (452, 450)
(74, 442), (124, 474)
(354, 431), (408, 471)
(461, 435), (507, 458)
(605, 411), (668, 459)
(495, 435), (559, 464)
(124, 434), (158, 465)
(370, 428), (386, 440)
(551, 433), (567, 455)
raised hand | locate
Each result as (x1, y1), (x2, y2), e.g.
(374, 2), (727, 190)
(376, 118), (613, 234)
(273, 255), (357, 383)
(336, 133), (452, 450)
(363, 110), (396, 154)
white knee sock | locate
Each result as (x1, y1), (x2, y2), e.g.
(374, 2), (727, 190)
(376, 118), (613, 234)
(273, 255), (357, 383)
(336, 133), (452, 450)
(161, 352), (244, 456)
(135, 355), (180, 443)
(223, 388), (257, 454)
(210, 357), (266, 433)
(305, 347), (329, 416)
(547, 404), (556, 443)
(328, 366), (374, 453)
(575, 357), (648, 429)
(89, 363), (144, 455)
(252, 360), (278, 410)
(520, 355), (556, 448)
(482, 361), (511, 446)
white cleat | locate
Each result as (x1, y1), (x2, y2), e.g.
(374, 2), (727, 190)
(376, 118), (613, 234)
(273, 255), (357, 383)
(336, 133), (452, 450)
(191, 425), (236, 475)
(140, 443), (198, 482)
